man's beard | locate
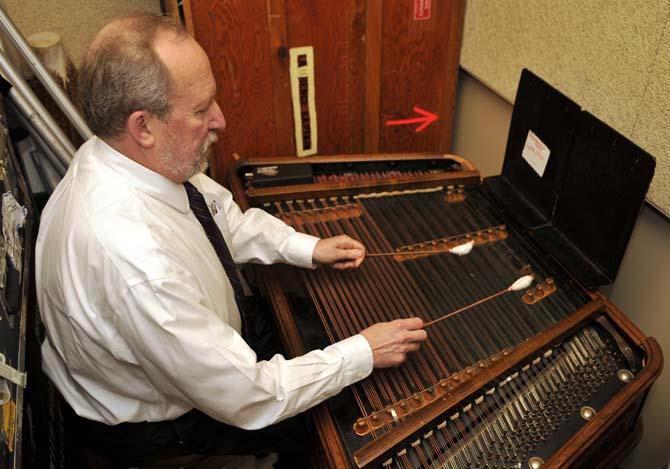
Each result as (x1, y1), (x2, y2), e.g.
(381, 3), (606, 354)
(161, 131), (218, 181)
(196, 131), (219, 173)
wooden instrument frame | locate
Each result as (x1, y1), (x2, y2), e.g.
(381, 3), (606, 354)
(229, 154), (663, 468)
(231, 152), (479, 204)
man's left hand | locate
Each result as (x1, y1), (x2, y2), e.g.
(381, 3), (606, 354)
(313, 235), (365, 270)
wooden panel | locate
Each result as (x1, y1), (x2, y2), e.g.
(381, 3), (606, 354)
(190, 0), (278, 180)
(182, 0), (195, 36)
(348, 0), (367, 153)
(441, 0), (465, 150)
(285, 1), (363, 155)
(267, 0), (294, 156)
(379, 0), (464, 153)
(364, 0), (382, 152)
(188, 0), (464, 185)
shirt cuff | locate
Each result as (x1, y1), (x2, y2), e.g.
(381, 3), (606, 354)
(330, 334), (373, 384)
(286, 232), (320, 268)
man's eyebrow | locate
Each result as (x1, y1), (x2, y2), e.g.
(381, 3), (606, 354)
(195, 94), (215, 109)
(199, 87), (217, 107)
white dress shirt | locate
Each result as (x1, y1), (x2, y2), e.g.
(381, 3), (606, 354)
(36, 137), (373, 429)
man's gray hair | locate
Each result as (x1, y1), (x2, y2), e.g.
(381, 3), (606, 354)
(78, 13), (188, 139)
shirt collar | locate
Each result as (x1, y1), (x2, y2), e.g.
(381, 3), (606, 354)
(93, 137), (190, 213)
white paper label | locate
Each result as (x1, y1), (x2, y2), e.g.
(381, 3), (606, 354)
(2, 192), (26, 273)
(522, 130), (551, 177)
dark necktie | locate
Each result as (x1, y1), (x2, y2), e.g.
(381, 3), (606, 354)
(183, 181), (250, 336)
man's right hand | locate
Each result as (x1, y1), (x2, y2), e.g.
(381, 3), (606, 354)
(359, 318), (427, 368)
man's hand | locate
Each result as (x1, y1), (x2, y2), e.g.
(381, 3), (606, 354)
(313, 235), (365, 270)
(359, 318), (427, 368)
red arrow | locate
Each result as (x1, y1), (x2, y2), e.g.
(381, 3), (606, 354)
(385, 106), (438, 132)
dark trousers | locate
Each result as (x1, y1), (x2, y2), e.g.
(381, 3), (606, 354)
(68, 299), (311, 467)
(70, 407), (310, 467)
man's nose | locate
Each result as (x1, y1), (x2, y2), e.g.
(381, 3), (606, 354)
(210, 102), (226, 130)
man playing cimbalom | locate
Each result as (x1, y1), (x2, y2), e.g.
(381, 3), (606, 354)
(36, 12), (427, 468)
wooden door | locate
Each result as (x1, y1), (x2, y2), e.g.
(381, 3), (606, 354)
(188, 0), (464, 183)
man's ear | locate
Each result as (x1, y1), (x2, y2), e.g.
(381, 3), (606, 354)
(126, 110), (156, 148)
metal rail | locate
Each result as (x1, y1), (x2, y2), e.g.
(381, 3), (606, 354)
(0, 5), (92, 141)
(0, 50), (74, 163)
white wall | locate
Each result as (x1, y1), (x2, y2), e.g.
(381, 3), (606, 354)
(1, 0), (162, 67)
(460, 1), (670, 217)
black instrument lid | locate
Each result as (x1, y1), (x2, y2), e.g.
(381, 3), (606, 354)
(483, 69), (655, 288)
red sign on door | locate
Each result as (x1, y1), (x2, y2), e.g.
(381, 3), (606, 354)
(413, 0), (431, 21)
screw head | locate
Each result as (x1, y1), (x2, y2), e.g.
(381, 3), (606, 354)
(617, 369), (634, 382)
(580, 406), (596, 420)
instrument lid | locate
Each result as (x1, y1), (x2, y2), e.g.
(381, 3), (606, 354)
(483, 69), (655, 288)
